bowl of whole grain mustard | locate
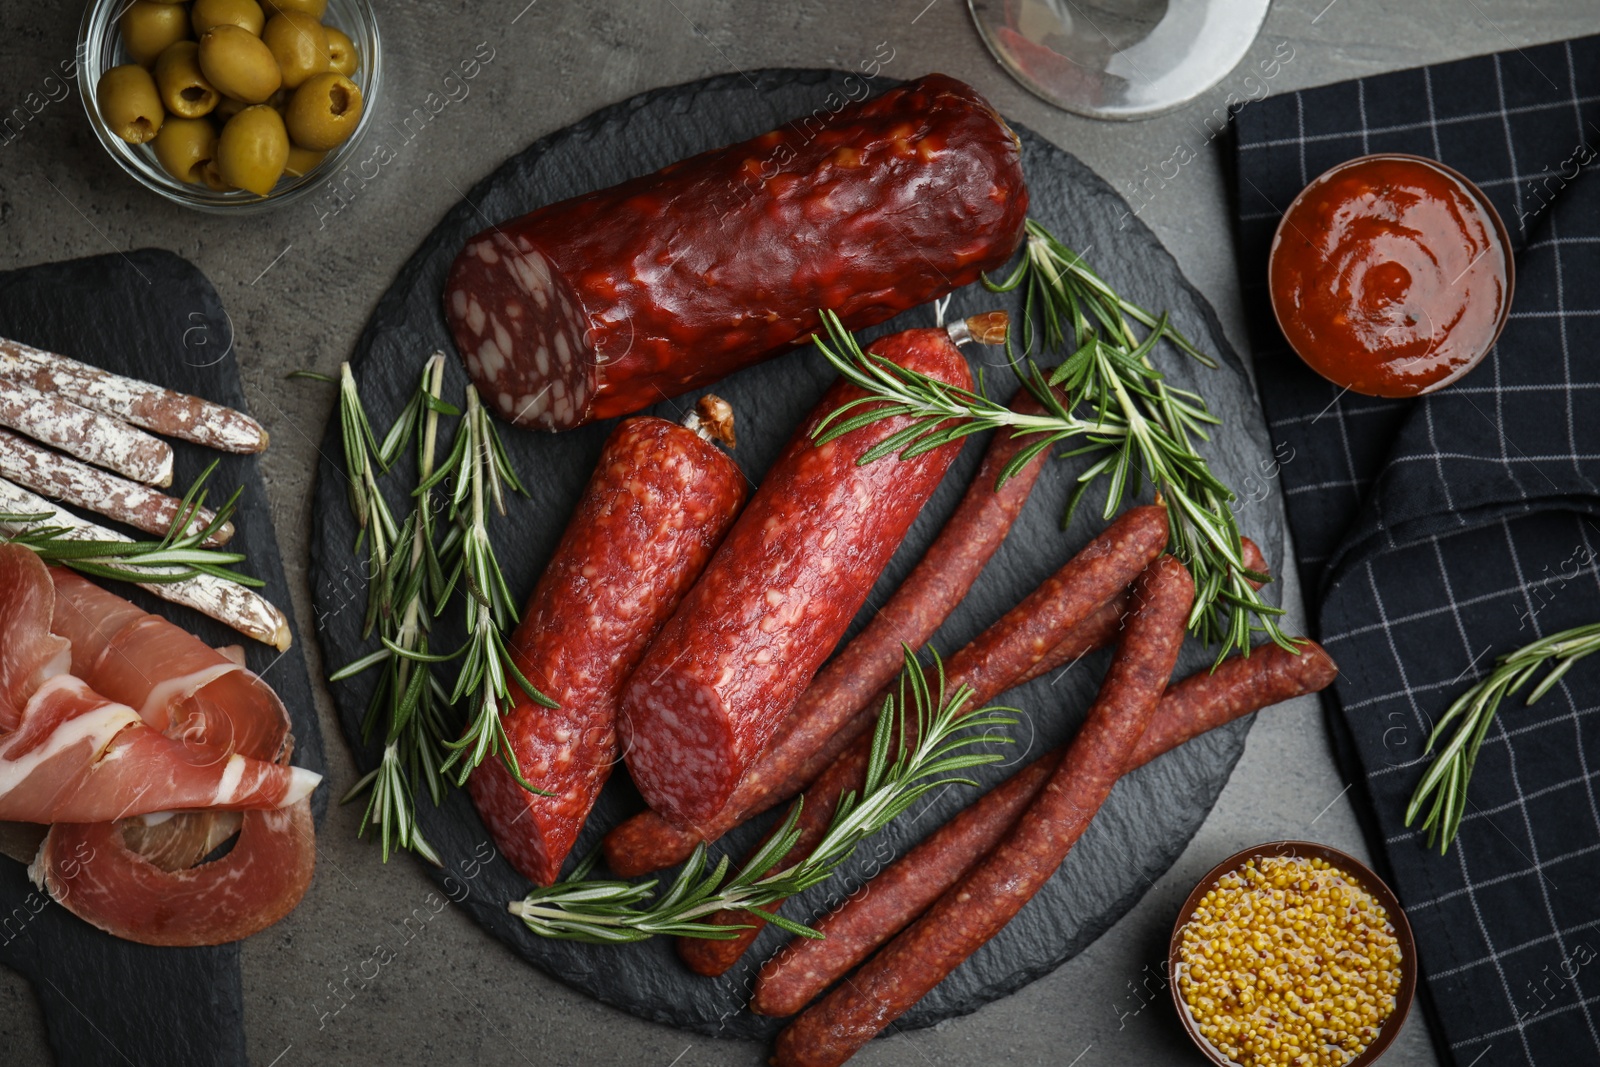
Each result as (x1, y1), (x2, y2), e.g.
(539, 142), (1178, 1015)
(1169, 841), (1417, 1067)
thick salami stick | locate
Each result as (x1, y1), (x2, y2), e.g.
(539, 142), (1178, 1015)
(619, 329), (973, 830)
(0, 428), (231, 544)
(0, 379), (173, 486)
(444, 74), (1027, 430)
(602, 390), (1051, 877)
(752, 638), (1336, 1017)
(675, 504), (1169, 977)
(772, 556), (1194, 1067)
(0, 337), (268, 453)
(469, 408), (745, 885)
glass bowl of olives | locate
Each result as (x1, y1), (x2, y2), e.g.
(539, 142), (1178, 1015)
(79, 0), (381, 212)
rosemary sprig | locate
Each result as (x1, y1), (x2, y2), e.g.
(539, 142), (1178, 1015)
(335, 355), (456, 864)
(811, 219), (1288, 662)
(0, 461), (260, 586)
(1406, 621), (1600, 854)
(428, 385), (556, 788)
(508, 648), (1015, 943)
(310, 357), (559, 862)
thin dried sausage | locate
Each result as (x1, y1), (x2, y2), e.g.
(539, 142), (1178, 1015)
(752, 636), (1335, 1017)
(443, 74), (1027, 430)
(602, 390), (1051, 878)
(1014, 535), (1267, 687)
(619, 329), (973, 830)
(771, 555), (1194, 1067)
(469, 408), (745, 885)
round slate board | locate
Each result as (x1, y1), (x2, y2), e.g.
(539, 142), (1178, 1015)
(309, 68), (1286, 1040)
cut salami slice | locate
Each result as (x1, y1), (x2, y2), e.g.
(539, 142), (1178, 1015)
(619, 328), (973, 830)
(468, 405), (746, 885)
(443, 73), (1027, 430)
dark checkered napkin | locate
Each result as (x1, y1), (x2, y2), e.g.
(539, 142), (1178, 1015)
(1231, 35), (1600, 1067)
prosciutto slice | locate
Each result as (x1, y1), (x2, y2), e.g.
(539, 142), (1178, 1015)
(50, 568), (292, 763)
(0, 544), (320, 945)
(34, 798), (315, 947)
(0, 547), (317, 823)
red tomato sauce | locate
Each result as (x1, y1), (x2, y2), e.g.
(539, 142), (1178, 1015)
(1269, 155), (1510, 398)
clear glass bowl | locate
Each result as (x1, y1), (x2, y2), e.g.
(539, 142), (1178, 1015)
(78, 0), (382, 213)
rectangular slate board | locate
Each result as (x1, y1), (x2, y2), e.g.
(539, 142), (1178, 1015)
(0, 249), (323, 1067)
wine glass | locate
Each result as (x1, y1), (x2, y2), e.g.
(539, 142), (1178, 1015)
(968, 0), (1271, 120)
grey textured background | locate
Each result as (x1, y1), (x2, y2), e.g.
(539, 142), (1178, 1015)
(1, 2), (1595, 1065)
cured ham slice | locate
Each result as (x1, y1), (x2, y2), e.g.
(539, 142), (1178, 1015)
(0, 547), (317, 823)
(0, 547), (323, 945)
(33, 798), (315, 947)
(0, 675), (317, 822)
(50, 568), (292, 763)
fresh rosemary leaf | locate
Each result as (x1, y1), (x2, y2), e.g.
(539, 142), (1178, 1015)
(807, 218), (1293, 662)
(1406, 620), (1600, 853)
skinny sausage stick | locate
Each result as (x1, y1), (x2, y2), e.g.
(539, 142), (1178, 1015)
(0, 477), (289, 650)
(772, 556), (1195, 1067)
(0, 429), (232, 544)
(0, 379), (174, 486)
(752, 640), (1338, 1018)
(0, 337), (268, 454)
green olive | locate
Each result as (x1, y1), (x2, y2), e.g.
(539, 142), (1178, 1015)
(262, 0), (327, 17)
(198, 24), (281, 103)
(120, 1), (190, 67)
(153, 41), (219, 118)
(261, 12), (328, 89)
(217, 105), (289, 195)
(323, 27), (358, 76)
(285, 71), (362, 151)
(96, 64), (165, 144)
(191, 0), (265, 36)
(153, 116), (218, 184)
(284, 143), (325, 177)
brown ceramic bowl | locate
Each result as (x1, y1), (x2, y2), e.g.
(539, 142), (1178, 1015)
(1268, 152), (1514, 398)
(1168, 840), (1418, 1067)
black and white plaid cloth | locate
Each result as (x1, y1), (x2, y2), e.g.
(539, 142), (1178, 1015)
(1231, 35), (1600, 1067)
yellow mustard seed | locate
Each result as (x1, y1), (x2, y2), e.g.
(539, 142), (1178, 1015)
(1177, 854), (1403, 1067)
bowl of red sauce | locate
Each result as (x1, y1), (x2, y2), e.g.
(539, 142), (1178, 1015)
(1268, 153), (1513, 398)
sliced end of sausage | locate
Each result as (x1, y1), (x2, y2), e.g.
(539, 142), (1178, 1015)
(446, 232), (598, 430)
(619, 669), (743, 829)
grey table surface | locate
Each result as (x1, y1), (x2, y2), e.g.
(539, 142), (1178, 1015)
(2, 2), (1595, 1065)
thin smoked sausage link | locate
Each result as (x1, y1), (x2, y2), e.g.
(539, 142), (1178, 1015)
(772, 555), (1194, 1067)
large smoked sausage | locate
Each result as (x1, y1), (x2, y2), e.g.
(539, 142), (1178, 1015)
(675, 505), (1170, 977)
(602, 389), (1052, 877)
(619, 329), (973, 830)
(772, 556), (1195, 1067)
(468, 405), (745, 885)
(752, 638), (1336, 1017)
(443, 74), (1027, 430)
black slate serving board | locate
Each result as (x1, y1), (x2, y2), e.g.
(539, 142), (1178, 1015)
(0, 249), (324, 1067)
(309, 68), (1287, 1040)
